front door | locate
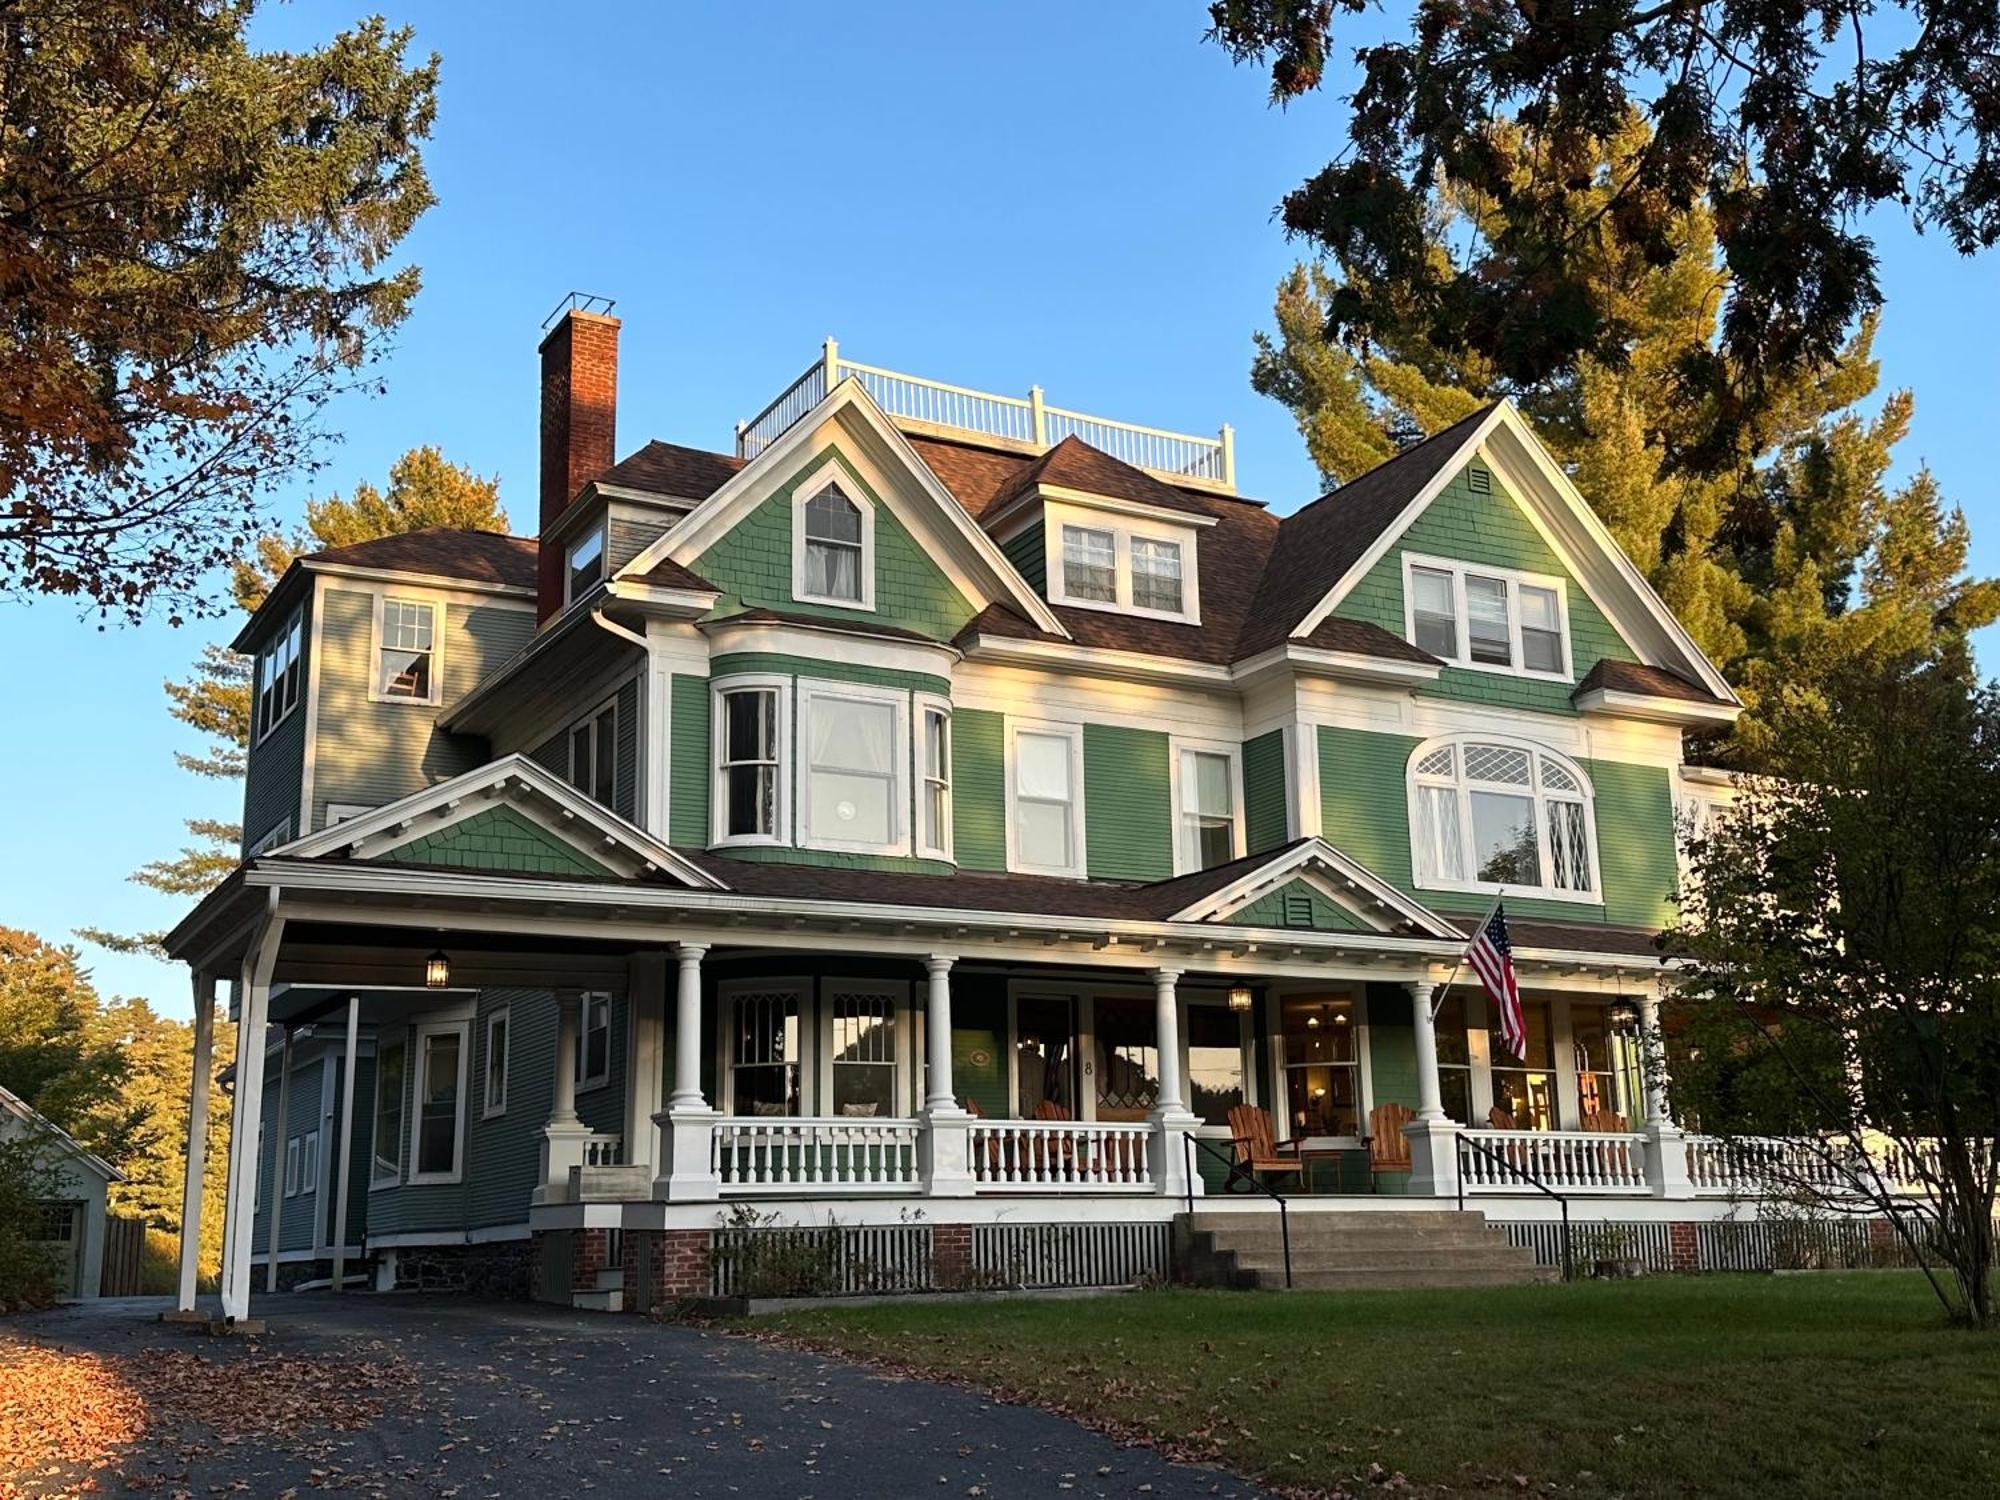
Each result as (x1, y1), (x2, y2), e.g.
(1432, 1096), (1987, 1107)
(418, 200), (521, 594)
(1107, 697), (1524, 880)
(1014, 994), (1078, 1120)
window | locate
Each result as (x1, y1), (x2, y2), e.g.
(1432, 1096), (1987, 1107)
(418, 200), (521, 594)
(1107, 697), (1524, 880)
(1093, 995), (1159, 1122)
(410, 1024), (467, 1182)
(828, 987), (898, 1117)
(568, 700), (618, 803)
(1060, 525), (1117, 602)
(1281, 995), (1359, 1138)
(1400, 554), (1570, 678)
(1009, 724), (1083, 876)
(1175, 745), (1240, 873)
(484, 1007), (510, 1118)
(1187, 1002), (1248, 1126)
(371, 1039), (405, 1186)
(301, 1130), (319, 1194)
(729, 987), (801, 1115)
(1130, 537), (1184, 614)
(575, 993), (611, 1092)
(714, 681), (785, 844)
(566, 524), (605, 605)
(1571, 1005), (1625, 1125)
(377, 598), (437, 701)
(1434, 994), (1473, 1126)
(1489, 999), (1558, 1130)
(1409, 738), (1598, 900)
(801, 485), (865, 603)
(802, 685), (905, 854)
(255, 1124), (265, 1211)
(247, 818), (292, 856)
(254, 608), (304, 742)
(917, 698), (952, 860)
(284, 1137), (300, 1197)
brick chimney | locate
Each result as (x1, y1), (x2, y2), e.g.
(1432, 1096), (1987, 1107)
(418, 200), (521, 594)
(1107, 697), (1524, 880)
(538, 298), (620, 620)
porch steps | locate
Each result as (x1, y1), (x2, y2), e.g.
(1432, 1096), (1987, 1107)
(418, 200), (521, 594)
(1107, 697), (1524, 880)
(570, 1266), (626, 1314)
(1177, 1209), (1554, 1291)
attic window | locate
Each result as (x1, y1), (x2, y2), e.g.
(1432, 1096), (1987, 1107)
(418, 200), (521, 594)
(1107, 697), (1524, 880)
(1043, 502), (1202, 624)
(253, 607), (304, 743)
(565, 524), (605, 605)
(791, 468), (875, 609)
(1401, 553), (1570, 681)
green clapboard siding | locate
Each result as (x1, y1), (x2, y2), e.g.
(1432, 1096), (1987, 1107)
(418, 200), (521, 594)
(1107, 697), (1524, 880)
(1330, 461), (1639, 715)
(1083, 723), (1172, 881)
(707, 652), (950, 698)
(383, 804), (613, 878)
(1317, 724), (1679, 927)
(952, 708), (1007, 872)
(1000, 521), (1046, 592)
(465, 989), (554, 1230)
(690, 445), (977, 641)
(1231, 878), (1367, 932)
(1242, 729), (1289, 854)
(951, 978), (1009, 1118)
(670, 674), (712, 847)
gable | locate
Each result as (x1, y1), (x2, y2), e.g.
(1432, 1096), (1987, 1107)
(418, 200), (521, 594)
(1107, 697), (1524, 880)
(1331, 457), (1640, 716)
(380, 803), (615, 878)
(689, 445), (977, 641)
(1229, 877), (1369, 932)
(1166, 837), (1460, 938)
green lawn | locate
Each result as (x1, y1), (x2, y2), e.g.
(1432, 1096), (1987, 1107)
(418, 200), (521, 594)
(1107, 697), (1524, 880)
(765, 1273), (2000, 1499)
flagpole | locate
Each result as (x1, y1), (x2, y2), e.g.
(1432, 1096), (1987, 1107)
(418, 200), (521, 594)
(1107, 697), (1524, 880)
(1427, 888), (1506, 1022)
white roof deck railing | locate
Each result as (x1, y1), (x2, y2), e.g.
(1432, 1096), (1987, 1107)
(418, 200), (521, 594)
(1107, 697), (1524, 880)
(737, 338), (1236, 492)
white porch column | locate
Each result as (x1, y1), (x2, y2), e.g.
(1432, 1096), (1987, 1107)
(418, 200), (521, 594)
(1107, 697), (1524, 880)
(263, 1026), (294, 1292)
(918, 954), (973, 1198)
(536, 992), (590, 1206)
(174, 971), (216, 1314)
(219, 917), (282, 1324)
(1148, 968), (1201, 1200)
(655, 943), (720, 1202)
(1402, 980), (1460, 1198)
(329, 995), (361, 1293)
(1637, 990), (1693, 1199)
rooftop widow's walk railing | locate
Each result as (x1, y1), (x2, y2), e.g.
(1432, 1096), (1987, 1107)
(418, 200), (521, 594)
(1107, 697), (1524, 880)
(736, 339), (1235, 491)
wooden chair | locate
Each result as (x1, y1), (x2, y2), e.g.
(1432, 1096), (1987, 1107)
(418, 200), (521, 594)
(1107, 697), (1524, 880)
(1487, 1104), (1518, 1130)
(1365, 1102), (1416, 1190)
(962, 1097), (1004, 1177)
(1225, 1105), (1340, 1193)
(1581, 1110), (1629, 1132)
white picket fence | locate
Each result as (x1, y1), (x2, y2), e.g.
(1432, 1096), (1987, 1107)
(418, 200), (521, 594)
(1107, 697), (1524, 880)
(968, 1119), (1154, 1192)
(712, 1117), (921, 1192)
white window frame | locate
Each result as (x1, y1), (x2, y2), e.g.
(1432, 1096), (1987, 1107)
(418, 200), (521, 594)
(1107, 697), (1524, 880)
(301, 1129), (319, 1194)
(710, 673), (792, 849)
(483, 1006), (510, 1119)
(1168, 737), (1247, 876)
(283, 1136), (301, 1197)
(1005, 719), (1087, 878)
(915, 692), (954, 862)
(323, 803), (374, 829)
(1041, 500), (1202, 624)
(565, 522), (606, 606)
(247, 818), (292, 857)
(716, 979), (812, 1116)
(575, 992), (612, 1094)
(370, 594), (444, 706)
(815, 979), (913, 1120)
(253, 607), (304, 744)
(1399, 552), (1573, 682)
(798, 678), (910, 857)
(790, 460), (876, 611)
(406, 1020), (470, 1186)
(1406, 735), (1603, 905)
(371, 1037), (405, 1189)
(566, 695), (620, 803)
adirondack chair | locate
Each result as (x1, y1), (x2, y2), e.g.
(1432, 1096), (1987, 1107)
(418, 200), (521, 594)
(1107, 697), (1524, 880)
(1580, 1108), (1634, 1175)
(1366, 1102), (1416, 1191)
(1225, 1105), (1341, 1193)
(962, 1097), (1003, 1178)
(1030, 1096), (1076, 1176)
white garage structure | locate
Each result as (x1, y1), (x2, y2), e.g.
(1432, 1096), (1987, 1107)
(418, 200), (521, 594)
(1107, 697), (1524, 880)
(1, 1083), (121, 1300)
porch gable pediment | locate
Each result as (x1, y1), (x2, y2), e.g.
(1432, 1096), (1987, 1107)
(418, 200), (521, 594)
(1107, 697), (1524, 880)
(1167, 838), (1459, 939)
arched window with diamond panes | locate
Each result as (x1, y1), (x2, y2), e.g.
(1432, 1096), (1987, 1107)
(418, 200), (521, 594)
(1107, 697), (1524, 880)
(1407, 737), (1598, 900)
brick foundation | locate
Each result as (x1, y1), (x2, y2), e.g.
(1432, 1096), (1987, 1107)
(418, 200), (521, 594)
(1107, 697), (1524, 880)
(1667, 1221), (1700, 1273)
(574, 1228), (611, 1288)
(619, 1229), (713, 1312)
(933, 1223), (973, 1289)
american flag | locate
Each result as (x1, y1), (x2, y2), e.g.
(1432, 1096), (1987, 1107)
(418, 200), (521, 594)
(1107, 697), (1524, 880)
(1467, 904), (1526, 1060)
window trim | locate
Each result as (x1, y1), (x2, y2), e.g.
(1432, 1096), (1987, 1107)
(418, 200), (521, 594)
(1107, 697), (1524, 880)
(369, 594), (444, 706)
(717, 978), (812, 1116)
(1004, 719), (1088, 878)
(914, 693), (954, 862)
(565, 694), (620, 804)
(789, 460), (876, 611)
(283, 1136), (300, 1197)
(301, 1129), (319, 1195)
(253, 606), (305, 745)
(483, 1006), (510, 1119)
(798, 678), (911, 857)
(1405, 734), (1603, 905)
(370, 1037), (405, 1190)
(574, 992), (613, 1095)
(1270, 988), (1371, 1148)
(710, 673), (792, 849)
(815, 979), (913, 1121)
(406, 1020), (470, 1186)
(564, 522), (607, 607)
(1167, 736), (1247, 876)
(1041, 500), (1202, 625)
(1399, 552), (1573, 682)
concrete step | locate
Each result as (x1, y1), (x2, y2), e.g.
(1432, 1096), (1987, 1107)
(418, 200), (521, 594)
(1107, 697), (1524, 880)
(1220, 1246), (1543, 1273)
(1178, 1207), (1553, 1292)
(593, 1267), (624, 1292)
(1250, 1264), (1561, 1291)
(571, 1288), (624, 1313)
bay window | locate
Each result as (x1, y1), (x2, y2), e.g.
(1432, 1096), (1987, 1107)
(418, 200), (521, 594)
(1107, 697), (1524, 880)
(917, 698), (952, 859)
(1410, 737), (1599, 900)
(801, 684), (905, 855)
(1400, 553), (1569, 679)
(1009, 723), (1083, 876)
(714, 680), (785, 844)
(371, 1039), (405, 1186)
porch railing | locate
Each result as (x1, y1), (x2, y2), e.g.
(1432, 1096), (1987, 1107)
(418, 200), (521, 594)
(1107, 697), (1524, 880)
(1459, 1129), (1650, 1195)
(1687, 1133), (1965, 1198)
(713, 1116), (921, 1193)
(583, 1133), (623, 1168)
(969, 1119), (1155, 1193)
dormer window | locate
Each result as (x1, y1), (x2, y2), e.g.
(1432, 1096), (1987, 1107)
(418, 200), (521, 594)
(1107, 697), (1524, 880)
(565, 524), (605, 605)
(1402, 553), (1570, 680)
(1131, 537), (1184, 614)
(1061, 525), (1117, 601)
(791, 464), (876, 609)
(1041, 501), (1204, 624)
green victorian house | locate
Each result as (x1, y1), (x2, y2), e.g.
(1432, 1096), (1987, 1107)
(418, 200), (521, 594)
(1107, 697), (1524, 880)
(166, 301), (1893, 1318)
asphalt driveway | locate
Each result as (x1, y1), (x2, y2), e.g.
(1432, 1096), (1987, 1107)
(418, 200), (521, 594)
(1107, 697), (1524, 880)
(4, 1294), (1269, 1498)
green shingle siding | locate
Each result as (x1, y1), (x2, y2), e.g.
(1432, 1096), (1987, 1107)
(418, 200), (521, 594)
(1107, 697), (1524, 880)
(1083, 723), (1173, 881)
(708, 652), (950, 698)
(953, 708), (1006, 872)
(1242, 730), (1289, 854)
(1231, 878), (1367, 932)
(1000, 521), (1046, 592)
(690, 446), (977, 642)
(1330, 464), (1639, 715)
(670, 674), (712, 847)
(383, 804), (614, 878)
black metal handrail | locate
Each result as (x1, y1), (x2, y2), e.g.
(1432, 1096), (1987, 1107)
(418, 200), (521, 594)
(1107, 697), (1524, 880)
(1181, 1131), (1293, 1289)
(1457, 1132), (1573, 1281)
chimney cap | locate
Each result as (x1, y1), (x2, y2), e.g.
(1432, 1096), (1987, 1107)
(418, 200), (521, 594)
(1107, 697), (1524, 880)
(541, 291), (617, 330)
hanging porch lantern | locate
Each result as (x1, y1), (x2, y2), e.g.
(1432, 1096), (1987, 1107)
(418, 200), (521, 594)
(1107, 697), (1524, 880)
(1227, 985), (1254, 1013)
(425, 949), (451, 989)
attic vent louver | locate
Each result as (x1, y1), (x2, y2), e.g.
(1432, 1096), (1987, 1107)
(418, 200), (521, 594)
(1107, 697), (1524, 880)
(1282, 891), (1316, 929)
(1467, 464), (1492, 495)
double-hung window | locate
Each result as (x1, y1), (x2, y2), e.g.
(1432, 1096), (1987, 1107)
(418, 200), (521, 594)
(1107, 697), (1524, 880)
(1060, 525), (1117, 602)
(284, 1137), (300, 1197)
(568, 700), (618, 803)
(827, 986), (898, 1117)
(1174, 744), (1240, 873)
(714, 680), (785, 844)
(801, 684), (905, 855)
(1130, 537), (1184, 613)
(1410, 738), (1598, 901)
(372, 1039), (405, 1186)
(917, 698), (952, 860)
(1046, 505), (1203, 622)
(575, 993), (611, 1091)
(301, 1130), (319, 1194)
(409, 1023), (467, 1183)
(1401, 555), (1569, 679)
(791, 468), (874, 608)
(377, 598), (437, 701)
(254, 608), (304, 742)
(1009, 724), (1083, 876)
(565, 524), (605, 605)
(728, 986), (802, 1116)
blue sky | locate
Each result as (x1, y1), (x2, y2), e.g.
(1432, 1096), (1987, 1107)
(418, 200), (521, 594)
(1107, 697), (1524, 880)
(3, 2), (1994, 1019)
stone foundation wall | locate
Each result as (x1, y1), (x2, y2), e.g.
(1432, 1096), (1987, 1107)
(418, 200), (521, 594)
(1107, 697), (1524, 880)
(391, 1240), (533, 1298)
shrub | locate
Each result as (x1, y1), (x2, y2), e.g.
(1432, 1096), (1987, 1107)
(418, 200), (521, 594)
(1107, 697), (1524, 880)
(0, 1135), (64, 1310)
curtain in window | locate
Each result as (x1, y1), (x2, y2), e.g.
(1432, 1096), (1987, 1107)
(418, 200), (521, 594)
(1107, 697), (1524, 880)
(809, 696), (895, 845)
(1015, 732), (1074, 868)
(1415, 782), (1464, 883)
(804, 488), (864, 600)
(1061, 526), (1116, 602)
(1181, 750), (1234, 870)
(1131, 537), (1183, 612)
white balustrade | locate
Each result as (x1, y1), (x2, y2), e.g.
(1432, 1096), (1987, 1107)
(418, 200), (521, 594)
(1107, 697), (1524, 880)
(712, 1117), (921, 1192)
(1687, 1134), (1859, 1196)
(1460, 1129), (1651, 1195)
(968, 1120), (1155, 1193)
(582, 1133), (623, 1168)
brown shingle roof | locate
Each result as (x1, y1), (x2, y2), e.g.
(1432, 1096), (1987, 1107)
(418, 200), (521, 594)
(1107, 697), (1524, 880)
(636, 554), (717, 592)
(986, 435), (1233, 521)
(302, 528), (538, 591)
(1575, 658), (1726, 705)
(704, 606), (948, 647)
(597, 440), (743, 500)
